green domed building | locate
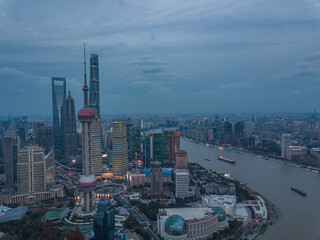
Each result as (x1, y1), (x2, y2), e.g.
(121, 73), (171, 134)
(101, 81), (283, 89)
(164, 215), (187, 236)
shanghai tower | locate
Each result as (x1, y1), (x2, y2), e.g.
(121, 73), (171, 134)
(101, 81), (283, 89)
(89, 54), (100, 116)
(78, 44), (97, 213)
(89, 54), (103, 177)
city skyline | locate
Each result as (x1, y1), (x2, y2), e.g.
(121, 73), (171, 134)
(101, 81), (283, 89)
(0, 0), (320, 115)
(1, 1), (320, 239)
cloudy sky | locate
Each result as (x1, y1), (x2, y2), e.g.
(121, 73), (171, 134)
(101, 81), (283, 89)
(0, 0), (320, 116)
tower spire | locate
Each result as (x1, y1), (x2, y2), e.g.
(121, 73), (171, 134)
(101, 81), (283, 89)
(83, 43), (89, 107)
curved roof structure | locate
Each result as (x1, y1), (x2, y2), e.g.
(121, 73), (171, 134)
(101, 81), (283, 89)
(164, 215), (187, 236)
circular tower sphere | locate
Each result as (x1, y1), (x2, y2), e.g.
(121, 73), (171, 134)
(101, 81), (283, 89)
(78, 108), (95, 121)
(78, 174), (97, 191)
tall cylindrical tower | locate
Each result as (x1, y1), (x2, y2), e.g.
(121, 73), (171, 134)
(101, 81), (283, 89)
(77, 44), (97, 213)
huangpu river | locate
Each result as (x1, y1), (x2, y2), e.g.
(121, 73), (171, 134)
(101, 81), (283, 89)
(181, 138), (320, 240)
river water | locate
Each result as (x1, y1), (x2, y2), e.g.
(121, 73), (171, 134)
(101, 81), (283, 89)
(181, 138), (320, 240)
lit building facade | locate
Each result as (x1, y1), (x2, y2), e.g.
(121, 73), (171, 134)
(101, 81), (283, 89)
(112, 120), (128, 178)
(167, 131), (180, 161)
(127, 168), (172, 187)
(281, 134), (291, 159)
(175, 150), (188, 168)
(0, 184), (64, 205)
(90, 118), (103, 177)
(175, 169), (189, 199)
(17, 145), (46, 194)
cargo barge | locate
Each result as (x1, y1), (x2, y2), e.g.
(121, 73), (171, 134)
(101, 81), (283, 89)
(218, 156), (236, 164)
(291, 187), (307, 196)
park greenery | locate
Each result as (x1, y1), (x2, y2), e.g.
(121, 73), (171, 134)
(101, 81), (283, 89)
(208, 220), (243, 240)
(123, 215), (149, 240)
(130, 200), (167, 221)
(0, 211), (84, 240)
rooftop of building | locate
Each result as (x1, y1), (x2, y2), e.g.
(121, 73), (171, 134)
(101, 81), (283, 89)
(0, 205), (11, 215)
(159, 207), (216, 221)
(176, 150), (187, 154)
(203, 195), (237, 205)
(175, 169), (189, 175)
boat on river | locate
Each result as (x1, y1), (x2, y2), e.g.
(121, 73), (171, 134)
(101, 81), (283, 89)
(291, 187), (307, 196)
(218, 156), (236, 164)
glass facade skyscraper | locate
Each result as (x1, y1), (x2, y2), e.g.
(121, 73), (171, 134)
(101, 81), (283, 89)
(63, 91), (77, 161)
(126, 123), (141, 162)
(51, 77), (66, 161)
(3, 127), (19, 186)
(36, 125), (53, 155)
(89, 54), (103, 176)
(89, 54), (100, 117)
(93, 199), (115, 240)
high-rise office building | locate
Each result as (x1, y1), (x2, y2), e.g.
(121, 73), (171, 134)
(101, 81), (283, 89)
(77, 45), (97, 213)
(112, 120), (128, 178)
(150, 161), (163, 196)
(45, 149), (55, 185)
(17, 145), (46, 194)
(175, 169), (189, 199)
(168, 131), (180, 161)
(36, 125), (53, 155)
(18, 127), (26, 148)
(222, 122), (232, 144)
(94, 199), (115, 240)
(89, 54), (100, 117)
(235, 122), (244, 145)
(143, 134), (153, 169)
(153, 133), (164, 164)
(52, 77), (66, 160)
(90, 119), (103, 176)
(126, 123), (141, 162)
(3, 127), (19, 186)
(89, 53), (103, 177)
(143, 131), (179, 167)
(63, 91), (77, 161)
(106, 132), (112, 149)
(175, 150), (188, 168)
(281, 134), (291, 159)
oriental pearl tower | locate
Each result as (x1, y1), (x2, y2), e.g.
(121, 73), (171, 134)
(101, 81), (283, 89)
(77, 44), (97, 213)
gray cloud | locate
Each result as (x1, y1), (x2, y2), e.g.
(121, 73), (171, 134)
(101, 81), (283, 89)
(0, 0), (320, 114)
(281, 91), (301, 96)
(220, 81), (255, 89)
